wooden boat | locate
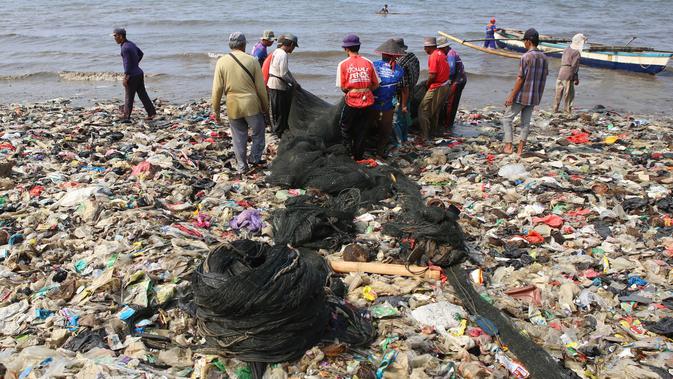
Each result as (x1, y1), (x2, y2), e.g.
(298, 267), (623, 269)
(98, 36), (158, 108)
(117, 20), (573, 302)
(494, 29), (672, 75)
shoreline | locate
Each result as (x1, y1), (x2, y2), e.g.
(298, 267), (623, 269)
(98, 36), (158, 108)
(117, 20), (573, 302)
(0, 98), (672, 378)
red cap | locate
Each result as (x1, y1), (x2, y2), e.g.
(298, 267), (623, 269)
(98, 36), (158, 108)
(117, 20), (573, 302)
(490, 18), (496, 23)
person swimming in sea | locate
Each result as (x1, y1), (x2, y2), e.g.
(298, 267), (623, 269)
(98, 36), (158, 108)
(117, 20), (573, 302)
(378, 4), (389, 14)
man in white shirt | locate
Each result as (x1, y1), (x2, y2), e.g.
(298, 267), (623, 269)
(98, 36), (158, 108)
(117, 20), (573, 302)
(267, 33), (298, 137)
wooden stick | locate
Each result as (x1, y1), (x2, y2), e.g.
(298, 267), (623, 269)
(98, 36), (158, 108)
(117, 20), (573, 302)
(438, 31), (522, 59)
(329, 260), (441, 280)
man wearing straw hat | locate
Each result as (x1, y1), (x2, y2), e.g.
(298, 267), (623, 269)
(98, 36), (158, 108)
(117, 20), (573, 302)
(419, 36), (450, 142)
(372, 38), (407, 158)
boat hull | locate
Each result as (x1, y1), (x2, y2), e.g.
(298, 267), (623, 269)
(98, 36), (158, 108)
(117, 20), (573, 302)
(494, 32), (670, 75)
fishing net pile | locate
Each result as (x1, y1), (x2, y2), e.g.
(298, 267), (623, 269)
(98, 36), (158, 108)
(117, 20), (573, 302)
(191, 88), (466, 375)
(268, 87), (467, 261)
(192, 240), (373, 364)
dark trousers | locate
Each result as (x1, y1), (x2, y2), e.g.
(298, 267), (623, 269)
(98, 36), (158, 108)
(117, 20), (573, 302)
(445, 80), (466, 129)
(124, 74), (155, 119)
(372, 109), (394, 157)
(339, 104), (371, 160)
(269, 88), (292, 137)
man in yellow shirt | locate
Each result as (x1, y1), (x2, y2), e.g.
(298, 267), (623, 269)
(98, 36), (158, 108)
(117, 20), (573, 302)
(212, 32), (270, 173)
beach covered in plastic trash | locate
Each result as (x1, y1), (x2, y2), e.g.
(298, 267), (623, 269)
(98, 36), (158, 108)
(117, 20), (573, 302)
(0, 98), (672, 378)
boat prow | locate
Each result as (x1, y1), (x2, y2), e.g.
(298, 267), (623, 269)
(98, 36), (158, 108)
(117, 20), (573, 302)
(494, 29), (671, 75)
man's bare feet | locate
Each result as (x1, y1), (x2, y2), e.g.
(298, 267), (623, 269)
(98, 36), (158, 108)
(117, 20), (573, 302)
(503, 143), (513, 154)
(517, 141), (525, 156)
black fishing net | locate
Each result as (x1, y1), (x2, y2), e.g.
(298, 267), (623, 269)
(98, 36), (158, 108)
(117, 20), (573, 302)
(192, 240), (374, 364)
(271, 189), (359, 249)
(268, 87), (467, 260)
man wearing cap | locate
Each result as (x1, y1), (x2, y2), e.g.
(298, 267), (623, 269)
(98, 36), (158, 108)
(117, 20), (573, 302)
(444, 43), (467, 129)
(268, 33), (299, 138)
(211, 32), (270, 174)
(553, 33), (586, 114)
(393, 38), (419, 145)
(251, 30), (275, 66)
(112, 28), (156, 122)
(484, 18), (497, 49)
(372, 38), (406, 157)
(502, 28), (548, 155)
(336, 34), (380, 160)
(419, 36), (450, 141)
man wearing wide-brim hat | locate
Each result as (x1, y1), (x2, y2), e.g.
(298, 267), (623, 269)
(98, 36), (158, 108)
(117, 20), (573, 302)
(419, 36), (451, 141)
(251, 30), (276, 66)
(371, 38), (407, 157)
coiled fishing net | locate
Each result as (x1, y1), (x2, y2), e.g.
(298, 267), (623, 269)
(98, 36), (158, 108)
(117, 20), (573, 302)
(192, 240), (373, 363)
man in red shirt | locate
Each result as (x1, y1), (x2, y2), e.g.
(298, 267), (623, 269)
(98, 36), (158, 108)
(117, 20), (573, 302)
(419, 36), (450, 141)
(336, 34), (380, 160)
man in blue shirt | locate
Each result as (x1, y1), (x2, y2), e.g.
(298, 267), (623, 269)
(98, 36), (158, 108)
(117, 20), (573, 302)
(112, 28), (155, 122)
(372, 39), (406, 158)
(484, 18), (497, 49)
(251, 30), (275, 66)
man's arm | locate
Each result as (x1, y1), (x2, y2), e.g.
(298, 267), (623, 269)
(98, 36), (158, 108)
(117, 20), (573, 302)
(505, 76), (524, 106)
(427, 73), (437, 88)
(401, 87), (409, 112)
(447, 54), (456, 81)
(370, 64), (380, 91)
(211, 59), (225, 123)
(137, 47), (144, 62)
(121, 46), (130, 74)
(572, 51), (580, 84)
(278, 53), (292, 84)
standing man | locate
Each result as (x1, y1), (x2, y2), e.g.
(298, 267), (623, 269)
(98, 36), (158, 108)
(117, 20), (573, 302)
(268, 34), (299, 138)
(484, 18), (497, 49)
(336, 34), (379, 160)
(211, 32), (270, 174)
(372, 39), (406, 158)
(502, 28), (548, 155)
(419, 36), (450, 141)
(112, 28), (156, 123)
(444, 43), (467, 130)
(393, 38), (419, 145)
(251, 30), (276, 66)
(553, 33), (586, 113)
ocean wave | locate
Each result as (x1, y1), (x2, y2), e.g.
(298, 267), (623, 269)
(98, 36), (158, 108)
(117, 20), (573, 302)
(0, 71), (165, 81)
(137, 19), (220, 27)
(155, 52), (213, 61)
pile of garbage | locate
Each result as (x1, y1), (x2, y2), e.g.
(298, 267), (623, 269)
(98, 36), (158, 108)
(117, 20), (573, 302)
(0, 96), (671, 378)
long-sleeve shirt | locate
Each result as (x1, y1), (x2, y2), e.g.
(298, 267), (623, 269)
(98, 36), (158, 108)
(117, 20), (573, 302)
(267, 49), (294, 91)
(557, 47), (581, 81)
(120, 40), (144, 77)
(211, 50), (269, 120)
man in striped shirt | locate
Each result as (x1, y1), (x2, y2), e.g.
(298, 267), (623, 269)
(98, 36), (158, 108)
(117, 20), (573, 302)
(502, 28), (548, 155)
